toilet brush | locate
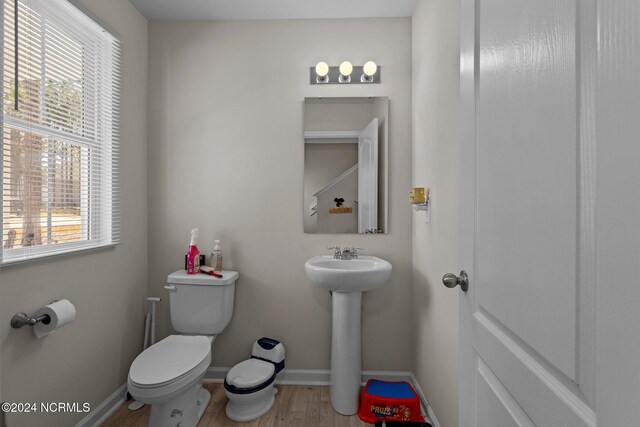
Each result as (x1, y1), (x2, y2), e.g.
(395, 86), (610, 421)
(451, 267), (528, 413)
(128, 297), (161, 411)
(148, 297), (161, 345)
(142, 312), (150, 350)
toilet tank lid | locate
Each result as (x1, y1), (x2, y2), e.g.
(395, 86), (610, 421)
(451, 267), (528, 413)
(168, 270), (239, 286)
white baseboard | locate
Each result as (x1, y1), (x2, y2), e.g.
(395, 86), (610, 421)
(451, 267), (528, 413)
(75, 383), (126, 427)
(410, 373), (440, 427)
(80, 370), (439, 427)
(206, 367), (416, 386)
(426, 405), (441, 427)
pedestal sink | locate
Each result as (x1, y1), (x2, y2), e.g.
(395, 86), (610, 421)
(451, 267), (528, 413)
(305, 255), (392, 415)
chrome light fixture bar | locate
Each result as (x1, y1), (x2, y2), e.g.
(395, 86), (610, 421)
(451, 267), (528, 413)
(310, 61), (380, 85)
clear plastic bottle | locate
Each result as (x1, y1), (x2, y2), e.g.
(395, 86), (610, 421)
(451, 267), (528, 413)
(210, 240), (223, 273)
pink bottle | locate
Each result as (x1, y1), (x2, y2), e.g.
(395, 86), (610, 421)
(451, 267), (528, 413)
(186, 228), (200, 274)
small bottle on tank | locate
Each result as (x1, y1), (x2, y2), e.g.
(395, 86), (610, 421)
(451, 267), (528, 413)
(210, 240), (223, 273)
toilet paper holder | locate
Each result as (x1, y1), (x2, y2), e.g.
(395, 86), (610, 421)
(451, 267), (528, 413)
(10, 312), (51, 329)
(10, 300), (57, 329)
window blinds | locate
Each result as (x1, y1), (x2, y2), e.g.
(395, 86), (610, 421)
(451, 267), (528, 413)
(1, 0), (121, 264)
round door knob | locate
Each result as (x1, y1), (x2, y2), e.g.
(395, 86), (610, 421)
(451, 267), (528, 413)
(442, 271), (469, 292)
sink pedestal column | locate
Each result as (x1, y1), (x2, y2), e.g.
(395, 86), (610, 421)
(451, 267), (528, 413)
(330, 291), (362, 415)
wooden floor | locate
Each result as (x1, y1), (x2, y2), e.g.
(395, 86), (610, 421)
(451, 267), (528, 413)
(102, 381), (368, 427)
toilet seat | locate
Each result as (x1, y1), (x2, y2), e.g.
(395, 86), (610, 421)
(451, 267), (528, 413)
(129, 335), (211, 389)
(224, 359), (276, 394)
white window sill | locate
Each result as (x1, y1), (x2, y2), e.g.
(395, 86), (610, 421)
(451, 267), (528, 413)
(1, 242), (119, 267)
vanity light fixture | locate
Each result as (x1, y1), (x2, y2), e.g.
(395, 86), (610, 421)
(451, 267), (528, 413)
(361, 61), (378, 82)
(315, 61), (329, 83)
(338, 61), (353, 83)
(310, 61), (380, 85)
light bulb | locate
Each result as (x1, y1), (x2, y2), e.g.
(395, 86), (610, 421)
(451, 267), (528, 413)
(315, 61), (329, 77)
(339, 61), (353, 77)
(363, 61), (377, 77)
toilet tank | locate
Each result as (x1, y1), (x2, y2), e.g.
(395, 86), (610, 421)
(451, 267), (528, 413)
(166, 270), (239, 335)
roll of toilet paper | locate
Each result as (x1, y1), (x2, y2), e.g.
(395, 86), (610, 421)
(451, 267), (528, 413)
(33, 299), (76, 338)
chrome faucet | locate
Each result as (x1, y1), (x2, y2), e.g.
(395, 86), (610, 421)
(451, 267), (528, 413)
(328, 246), (342, 259)
(327, 246), (364, 260)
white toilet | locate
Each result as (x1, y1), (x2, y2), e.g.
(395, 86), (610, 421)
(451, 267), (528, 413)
(224, 337), (285, 422)
(128, 269), (238, 427)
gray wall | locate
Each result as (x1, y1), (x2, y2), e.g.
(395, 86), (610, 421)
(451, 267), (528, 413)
(0, 0), (148, 425)
(412, 1), (460, 426)
(147, 18), (413, 371)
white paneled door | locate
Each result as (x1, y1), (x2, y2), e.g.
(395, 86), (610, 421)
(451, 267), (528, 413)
(459, 0), (640, 426)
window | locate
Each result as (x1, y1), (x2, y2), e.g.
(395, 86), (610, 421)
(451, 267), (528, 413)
(1, 0), (120, 265)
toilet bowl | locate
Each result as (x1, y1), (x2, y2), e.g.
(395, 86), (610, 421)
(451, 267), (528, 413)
(128, 335), (213, 427)
(224, 338), (285, 422)
(127, 270), (239, 427)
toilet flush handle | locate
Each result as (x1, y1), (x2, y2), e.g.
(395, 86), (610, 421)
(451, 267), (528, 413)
(164, 285), (176, 291)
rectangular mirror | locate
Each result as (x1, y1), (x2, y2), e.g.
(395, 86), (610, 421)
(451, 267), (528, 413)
(303, 97), (389, 234)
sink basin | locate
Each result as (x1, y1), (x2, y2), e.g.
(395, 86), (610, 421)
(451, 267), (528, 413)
(305, 254), (392, 415)
(304, 255), (392, 292)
